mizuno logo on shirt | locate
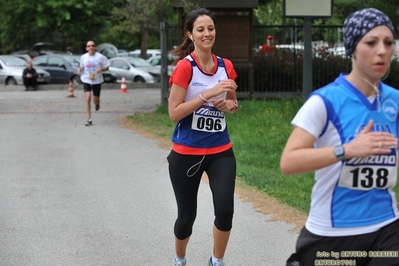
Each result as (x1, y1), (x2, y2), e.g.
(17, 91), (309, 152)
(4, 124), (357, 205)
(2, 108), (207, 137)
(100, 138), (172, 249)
(346, 154), (396, 166)
(195, 108), (225, 118)
(191, 82), (206, 87)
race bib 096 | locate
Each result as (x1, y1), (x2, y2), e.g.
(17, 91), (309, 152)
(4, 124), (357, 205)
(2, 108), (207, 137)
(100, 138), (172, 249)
(191, 105), (226, 132)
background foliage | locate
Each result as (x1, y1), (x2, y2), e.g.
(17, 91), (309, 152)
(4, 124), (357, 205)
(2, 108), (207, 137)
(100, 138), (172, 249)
(0, 0), (398, 55)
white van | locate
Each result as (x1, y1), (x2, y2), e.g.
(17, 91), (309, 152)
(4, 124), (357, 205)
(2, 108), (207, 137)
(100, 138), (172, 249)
(129, 49), (161, 59)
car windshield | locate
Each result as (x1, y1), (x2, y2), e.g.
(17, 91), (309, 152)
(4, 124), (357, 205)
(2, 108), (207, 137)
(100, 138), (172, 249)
(127, 57), (153, 67)
(63, 55), (80, 67)
(1, 56), (27, 67)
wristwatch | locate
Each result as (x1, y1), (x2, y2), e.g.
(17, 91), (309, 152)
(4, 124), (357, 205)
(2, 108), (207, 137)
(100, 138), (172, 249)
(334, 145), (345, 161)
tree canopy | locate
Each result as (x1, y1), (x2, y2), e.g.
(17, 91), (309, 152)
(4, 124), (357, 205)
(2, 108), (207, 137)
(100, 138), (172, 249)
(0, 0), (397, 55)
(0, 0), (116, 54)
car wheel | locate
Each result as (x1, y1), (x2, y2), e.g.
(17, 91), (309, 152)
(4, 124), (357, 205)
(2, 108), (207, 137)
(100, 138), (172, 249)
(71, 75), (81, 86)
(6, 77), (17, 85)
(133, 76), (145, 83)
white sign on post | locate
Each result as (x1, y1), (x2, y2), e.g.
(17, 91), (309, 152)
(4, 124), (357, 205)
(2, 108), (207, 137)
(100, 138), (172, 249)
(284, 0), (332, 18)
(283, 0), (333, 98)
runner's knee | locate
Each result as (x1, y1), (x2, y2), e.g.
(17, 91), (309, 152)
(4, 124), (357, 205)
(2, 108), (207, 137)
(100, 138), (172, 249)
(174, 213), (196, 239)
(214, 207), (233, 231)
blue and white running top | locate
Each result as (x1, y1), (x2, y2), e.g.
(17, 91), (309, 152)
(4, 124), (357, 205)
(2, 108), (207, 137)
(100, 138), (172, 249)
(292, 73), (399, 237)
(171, 55), (231, 150)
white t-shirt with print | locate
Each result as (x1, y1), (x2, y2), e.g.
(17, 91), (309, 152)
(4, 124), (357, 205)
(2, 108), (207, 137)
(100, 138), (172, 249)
(79, 52), (110, 84)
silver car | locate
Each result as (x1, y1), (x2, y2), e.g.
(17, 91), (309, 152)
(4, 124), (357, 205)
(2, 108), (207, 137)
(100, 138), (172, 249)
(0, 55), (51, 85)
(109, 57), (161, 83)
(147, 55), (176, 76)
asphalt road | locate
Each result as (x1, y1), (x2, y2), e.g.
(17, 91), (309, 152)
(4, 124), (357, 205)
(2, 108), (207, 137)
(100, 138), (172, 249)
(0, 86), (299, 266)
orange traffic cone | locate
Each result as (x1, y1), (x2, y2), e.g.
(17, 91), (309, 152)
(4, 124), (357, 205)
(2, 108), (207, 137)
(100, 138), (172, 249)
(120, 76), (128, 93)
(67, 80), (75, 98)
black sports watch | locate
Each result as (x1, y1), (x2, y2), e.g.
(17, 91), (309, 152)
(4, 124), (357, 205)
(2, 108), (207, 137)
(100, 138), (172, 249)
(334, 145), (345, 161)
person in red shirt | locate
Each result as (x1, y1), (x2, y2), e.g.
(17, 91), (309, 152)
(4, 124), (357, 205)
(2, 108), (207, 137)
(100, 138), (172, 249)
(258, 35), (276, 55)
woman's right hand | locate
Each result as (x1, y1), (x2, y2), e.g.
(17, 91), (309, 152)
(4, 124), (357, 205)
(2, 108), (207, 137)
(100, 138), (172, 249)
(344, 120), (398, 158)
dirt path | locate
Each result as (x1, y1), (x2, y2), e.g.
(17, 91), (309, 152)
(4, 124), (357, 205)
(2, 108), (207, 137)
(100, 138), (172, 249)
(119, 118), (307, 232)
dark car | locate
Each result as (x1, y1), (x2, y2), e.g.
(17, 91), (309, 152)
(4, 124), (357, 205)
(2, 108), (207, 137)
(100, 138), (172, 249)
(12, 42), (58, 58)
(32, 54), (117, 85)
(31, 54), (81, 85)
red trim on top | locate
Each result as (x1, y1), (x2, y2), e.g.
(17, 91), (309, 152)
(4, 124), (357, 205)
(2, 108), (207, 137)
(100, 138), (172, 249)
(172, 142), (232, 155)
(169, 54), (237, 88)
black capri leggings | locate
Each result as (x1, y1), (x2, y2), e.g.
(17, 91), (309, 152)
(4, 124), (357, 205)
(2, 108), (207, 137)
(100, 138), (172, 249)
(167, 148), (236, 240)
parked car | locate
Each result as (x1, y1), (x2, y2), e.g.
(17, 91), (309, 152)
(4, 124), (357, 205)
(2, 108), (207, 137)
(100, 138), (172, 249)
(102, 70), (117, 83)
(326, 47), (347, 58)
(10, 54), (32, 63)
(12, 42), (61, 58)
(31, 54), (81, 85)
(128, 49), (161, 59)
(147, 55), (177, 76)
(96, 43), (119, 59)
(118, 49), (129, 57)
(275, 44), (305, 54)
(0, 55), (51, 85)
(108, 57), (161, 83)
(127, 57), (161, 75)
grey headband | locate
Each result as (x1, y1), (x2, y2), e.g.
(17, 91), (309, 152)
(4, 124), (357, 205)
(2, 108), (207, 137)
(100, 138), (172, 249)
(343, 8), (394, 57)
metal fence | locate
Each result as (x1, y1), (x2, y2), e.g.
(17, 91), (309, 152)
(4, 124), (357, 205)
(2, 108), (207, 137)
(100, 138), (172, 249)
(166, 24), (353, 99)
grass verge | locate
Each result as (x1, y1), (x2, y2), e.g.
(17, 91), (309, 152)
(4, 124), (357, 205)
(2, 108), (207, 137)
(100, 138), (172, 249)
(124, 99), (312, 217)
(123, 99), (399, 228)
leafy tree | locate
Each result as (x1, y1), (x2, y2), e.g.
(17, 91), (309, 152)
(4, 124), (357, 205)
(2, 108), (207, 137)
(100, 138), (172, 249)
(35, 0), (116, 53)
(1, 0), (397, 57)
(108, 0), (174, 58)
(0, 0), (38, 53)
(254, 0), (283, 26)
(253, 0), (399, 47)
(0, 0), (115, 54)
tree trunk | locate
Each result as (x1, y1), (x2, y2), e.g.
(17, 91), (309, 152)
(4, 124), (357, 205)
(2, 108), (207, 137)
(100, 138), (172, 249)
(140, 21), (149, 59)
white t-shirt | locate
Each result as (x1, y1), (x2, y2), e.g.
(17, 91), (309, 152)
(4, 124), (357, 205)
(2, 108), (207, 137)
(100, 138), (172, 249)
(79, 52), (110, 84)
